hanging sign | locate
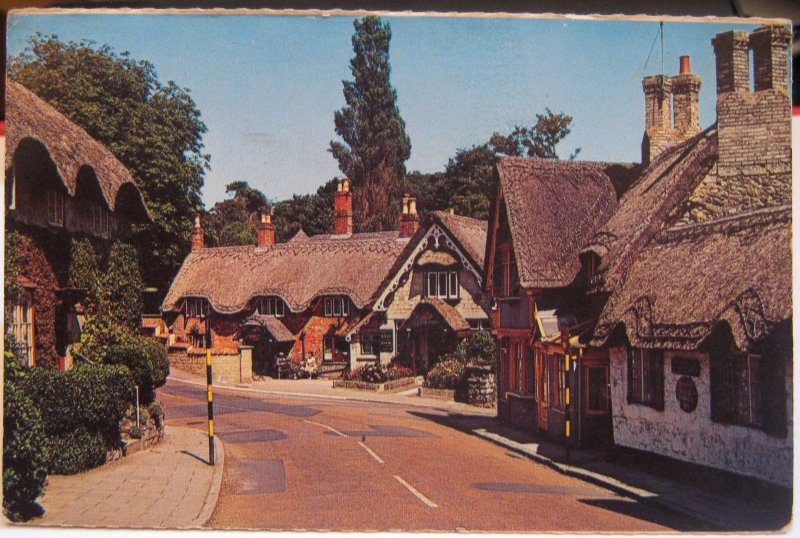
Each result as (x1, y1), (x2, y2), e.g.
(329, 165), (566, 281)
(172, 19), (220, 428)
(675, 376), (698, 413)
(380, 329), (394, 352)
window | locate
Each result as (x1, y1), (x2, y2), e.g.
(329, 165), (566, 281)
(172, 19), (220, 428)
(258, 297), (285, 317)
(627, 347), (664, 410)
(93, 205), (110, 237)
(324, 296), (349, 317)
(586, 366), (609, 414)
(11, 290), (35, 367)
(47, 189), (65, 226)
(185, 297), (210, 318)
(360, 331), (380, 355)
(712, 351), (764, 429)
(425, 270), (459, 299)
(324, 335), (350, 362)
(492, 244), (519, 298)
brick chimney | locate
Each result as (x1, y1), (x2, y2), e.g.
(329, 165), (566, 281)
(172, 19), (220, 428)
(399, 193), (419, 238)
(714, 25), (791, 197)
(672, 56), (701, 137)
(334, 177), (353, 235)
(257, 212), (275, 247)
(641, 75), (673, 165)
(191, 214), (204, 251)
(641, 56), (704, 165)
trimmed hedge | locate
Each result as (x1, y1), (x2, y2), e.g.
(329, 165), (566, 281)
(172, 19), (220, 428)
(48, 428), (107, 475)
(104, 336), (169, 403)
(455, 331), (497, 369)
(3, 380), (49, 521)
(21, 364), (134, 474)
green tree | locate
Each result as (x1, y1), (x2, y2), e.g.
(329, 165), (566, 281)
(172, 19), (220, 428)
(9, 35), (209, 299)
(272, 178), (337, 241)
(330, 16), (411, 232)
(204, 181), (270, 247)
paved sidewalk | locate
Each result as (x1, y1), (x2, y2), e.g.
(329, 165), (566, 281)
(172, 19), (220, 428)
(24, 426), (224, 529)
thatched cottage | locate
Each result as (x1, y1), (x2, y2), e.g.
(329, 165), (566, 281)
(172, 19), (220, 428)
(5, 81), (152, 368)
(484, 157), (638, 447)
(162, 179), (489, 382)
(484, 25), (791, 485)
(584, 26), (792, 486)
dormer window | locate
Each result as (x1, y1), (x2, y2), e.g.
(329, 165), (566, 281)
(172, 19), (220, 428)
(324, 296), (349, 317)
(93, 204), (110, 237)
(47, 189), (64, 226)
(258, 297), (285, 317)
(425, 270), (459, 300)
(185, 297), (210, 318)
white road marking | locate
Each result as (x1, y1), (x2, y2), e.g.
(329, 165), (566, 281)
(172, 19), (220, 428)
(358, 441), (385, 464)
(303, 420), (347, 437)
(393, 475), (438, 508)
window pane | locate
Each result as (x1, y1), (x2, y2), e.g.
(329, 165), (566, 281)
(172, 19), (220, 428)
(587, 367), (609, 412)
(324, 298), (332, 317)
(342, 298), (349, 317)
(449, 272), (457, 298)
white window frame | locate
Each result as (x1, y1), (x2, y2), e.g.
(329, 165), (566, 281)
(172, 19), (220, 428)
(185, 297), (210, 318)
(324, 296), (349, 318)
(425, 270), (459, 299)
(11, 290), (35, 367)
(47, 189), (65, 226)
(258, 297), (285, 317)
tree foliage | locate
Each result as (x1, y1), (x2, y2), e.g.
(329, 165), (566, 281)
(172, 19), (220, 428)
(66, 237), (99, 291)
(272, 178), (337, 241)
(8, 34), (209, 299)
(204, 182), (270, 247)
(330, 16), (411, 232)
(406, 110), (577, 220)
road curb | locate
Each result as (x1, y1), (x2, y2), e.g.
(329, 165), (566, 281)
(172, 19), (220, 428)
(167, 375), (494, 418)
(188, 428), (225, 529)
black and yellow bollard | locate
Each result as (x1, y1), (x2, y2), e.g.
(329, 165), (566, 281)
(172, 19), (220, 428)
(564, 353), (571, 463)
(207, 347), (216, 465)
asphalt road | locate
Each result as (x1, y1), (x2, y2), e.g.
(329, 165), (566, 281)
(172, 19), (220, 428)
(158, 379), (698, 532)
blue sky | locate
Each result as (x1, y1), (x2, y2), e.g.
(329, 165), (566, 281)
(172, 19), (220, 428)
(7, 12), (759, 207)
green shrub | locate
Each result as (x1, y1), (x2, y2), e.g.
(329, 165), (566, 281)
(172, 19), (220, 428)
(455, 331), (497, 369)
(3, 381), (49, 521)
(104, 336), (169, 403)
(345, 364), (388, 383)
(148, 400), (165, 430)
(425, 358), (465, 389)
(47, 428), (106, 475)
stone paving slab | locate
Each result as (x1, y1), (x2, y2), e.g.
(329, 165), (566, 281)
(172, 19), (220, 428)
(20, 425), (224, 530)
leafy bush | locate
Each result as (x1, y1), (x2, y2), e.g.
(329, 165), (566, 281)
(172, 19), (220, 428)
(3, 380), (49, 521)
(47, 428), (107, 475)
(345, 364), (388, 383)
(148, 400), (165, 430)
(386, 365), (415, 381)
(455, 331), (497, 369)
(425, 358), (465, 389)
(104, 336), (169, 403)
(21, 364), (134, 474)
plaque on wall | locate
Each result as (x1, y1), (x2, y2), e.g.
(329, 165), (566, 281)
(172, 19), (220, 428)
(675, 376), (699, 413)
(380, 329), (394, 353)
(671, 357), (701, 377)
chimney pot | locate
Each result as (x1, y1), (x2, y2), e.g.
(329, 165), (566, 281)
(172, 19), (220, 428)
(679, 55), (691, 74)
(191, 214), (204, 251)
(399, 195), (419, 238)
(258, 212), (275, 247)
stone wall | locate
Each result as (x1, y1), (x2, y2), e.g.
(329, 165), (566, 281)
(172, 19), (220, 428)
(168, 347), (252, 385)
(466, 366), (496, 408)
(610, 346), (792, 486)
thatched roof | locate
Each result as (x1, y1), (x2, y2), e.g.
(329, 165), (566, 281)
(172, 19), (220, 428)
(430, 211), (488, 268)
(288, 228), (309, 242)
(592, 206), (791, 352)
(162, 233), (410, 314)
(491, 157), (633, 289)
(582, 128), (717, 294)
(400, 297), (471, 333)
(6, 81), (151, 221)
(243, 314), (295, 342)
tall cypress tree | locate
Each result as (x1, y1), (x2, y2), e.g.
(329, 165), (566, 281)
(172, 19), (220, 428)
(330, 16), (411, 232)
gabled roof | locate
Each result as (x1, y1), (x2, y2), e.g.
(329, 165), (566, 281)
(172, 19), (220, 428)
(6, 81), (151, 221)
(592, 206), (791, 352)
(400, 297), (471, 333)
(243, 314), (295, 343)
(489, 157), (634, 289)
(430, 211), (488, 268)
(288, 228), (309, 242)
(582, 128), (717, 293)
(162, 233), (410, 314)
